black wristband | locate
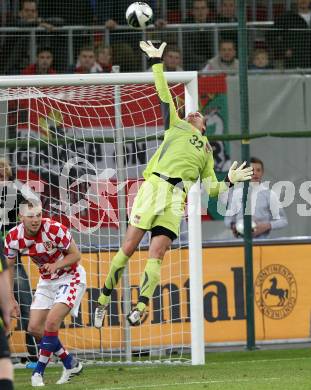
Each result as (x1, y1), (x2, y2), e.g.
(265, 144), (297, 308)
(150, 58), (163, 66)
(225, 174), (234, 188)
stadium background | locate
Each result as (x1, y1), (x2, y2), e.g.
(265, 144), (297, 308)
(1, 0), (311, 359)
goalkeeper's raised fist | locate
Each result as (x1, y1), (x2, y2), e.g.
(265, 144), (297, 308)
(140, 41), (167, 59)
(228, 161), (253, 184)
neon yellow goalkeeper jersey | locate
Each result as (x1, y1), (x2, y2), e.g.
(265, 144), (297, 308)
(143, 63), (227, 196)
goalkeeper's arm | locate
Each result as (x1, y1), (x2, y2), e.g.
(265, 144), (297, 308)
(202, 160), (253, 197)
(140, 41), (179, 128)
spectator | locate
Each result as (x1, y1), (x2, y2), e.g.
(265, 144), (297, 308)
(2, 0), (61, 74)
(163, 45), (183, 71)
(38, 0), (94, 64)
(215, 0), (237, 22)
(183, 0), (214, 71)
(0, 159), (38, 367)
(201, 39), (239, 72)
(267, 0), (311, 69)
(13, 0), (55, 29)
(68, 47), (103, 74)
(21, 47), (56, 75)
(147, 45), (183, 72)
(95, 46), (113, 73)
(214, 0), (238, 49)
(0, 0), (19, 28)
(224, 157), (288, 238)
(249, 48), (272, 70)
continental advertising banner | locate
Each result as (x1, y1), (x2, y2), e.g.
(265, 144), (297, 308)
(10, 244), (311, 353)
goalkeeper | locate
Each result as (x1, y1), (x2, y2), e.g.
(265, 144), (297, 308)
(95, 41), (253, 327)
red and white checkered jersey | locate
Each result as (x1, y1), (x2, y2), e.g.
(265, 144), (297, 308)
(4, 218), (76, 280)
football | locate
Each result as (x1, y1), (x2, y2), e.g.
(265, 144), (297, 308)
(126, 2), (153, 29)
(235, 219), (257, 237)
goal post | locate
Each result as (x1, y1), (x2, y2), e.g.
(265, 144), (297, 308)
(0, 71), (205, 365)
(0, 72), (197, 87)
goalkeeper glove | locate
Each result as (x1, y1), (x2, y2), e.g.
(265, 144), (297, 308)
(228, 161), (253, 184)
(140, 40), (167, 59)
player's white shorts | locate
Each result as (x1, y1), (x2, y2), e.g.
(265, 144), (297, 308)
(30, 265), (86, 317)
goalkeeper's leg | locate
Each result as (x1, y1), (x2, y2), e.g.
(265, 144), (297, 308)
(127, 182), (184, 325)
(94, 248), (128, 328)
(94, 225), (146, 328)
(127, 233), (172, 326)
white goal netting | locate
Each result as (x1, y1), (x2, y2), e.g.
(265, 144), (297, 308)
(0, 74), (202, 364)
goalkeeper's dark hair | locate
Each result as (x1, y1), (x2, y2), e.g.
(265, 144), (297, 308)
(250, 157), (264, 170)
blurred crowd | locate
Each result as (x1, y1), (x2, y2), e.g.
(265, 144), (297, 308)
(0, 0), (311, 75)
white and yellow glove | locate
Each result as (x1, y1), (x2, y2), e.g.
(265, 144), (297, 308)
(139, 40), (167, 59)
(228, 161), (253, 184)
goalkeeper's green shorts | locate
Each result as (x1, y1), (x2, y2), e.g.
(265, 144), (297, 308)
(129, 174), (186, 238)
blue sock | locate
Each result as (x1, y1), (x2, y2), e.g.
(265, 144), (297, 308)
(33, 331), (59, 376)
(54, 339), (75, 369)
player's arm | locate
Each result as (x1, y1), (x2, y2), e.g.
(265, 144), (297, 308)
(56, 239), (81, 269)
(201, 152), (229, 197)
(202, 157), (253, 197)
(269, 190), (288, 229)
(202, 167), (228, 197)
(5, 256), (20, 319)
(43, 239), (81, 274)
(140, 41), (180, 129)
(3, 234), (20, 318)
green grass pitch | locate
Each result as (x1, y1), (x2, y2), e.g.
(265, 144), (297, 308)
(15, 348), (311, 389)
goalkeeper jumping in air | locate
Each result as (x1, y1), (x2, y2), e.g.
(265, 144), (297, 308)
(95, 41), (253, 327)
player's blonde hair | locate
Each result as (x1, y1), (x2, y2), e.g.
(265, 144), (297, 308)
(19, 199), (42, 216)
(0, 158), (12, 179)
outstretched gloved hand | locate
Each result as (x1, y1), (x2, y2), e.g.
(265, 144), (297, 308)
(139, 40), (167, 59)
(228, 161), (253, 184)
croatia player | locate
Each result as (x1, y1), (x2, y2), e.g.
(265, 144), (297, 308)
(5, 200), (86, 387)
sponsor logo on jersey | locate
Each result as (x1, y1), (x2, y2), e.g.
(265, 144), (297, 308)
(133, 215), (141, 224)
(255, 264), (297, 320)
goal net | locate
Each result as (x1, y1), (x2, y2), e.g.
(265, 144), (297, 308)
(0, 71), (204, 365)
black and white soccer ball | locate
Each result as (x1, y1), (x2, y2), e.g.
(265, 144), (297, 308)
(126, 2), (153, 29)
(235, 219), (257, 237)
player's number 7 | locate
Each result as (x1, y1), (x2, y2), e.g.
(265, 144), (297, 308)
(56, 284), (69, 297)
